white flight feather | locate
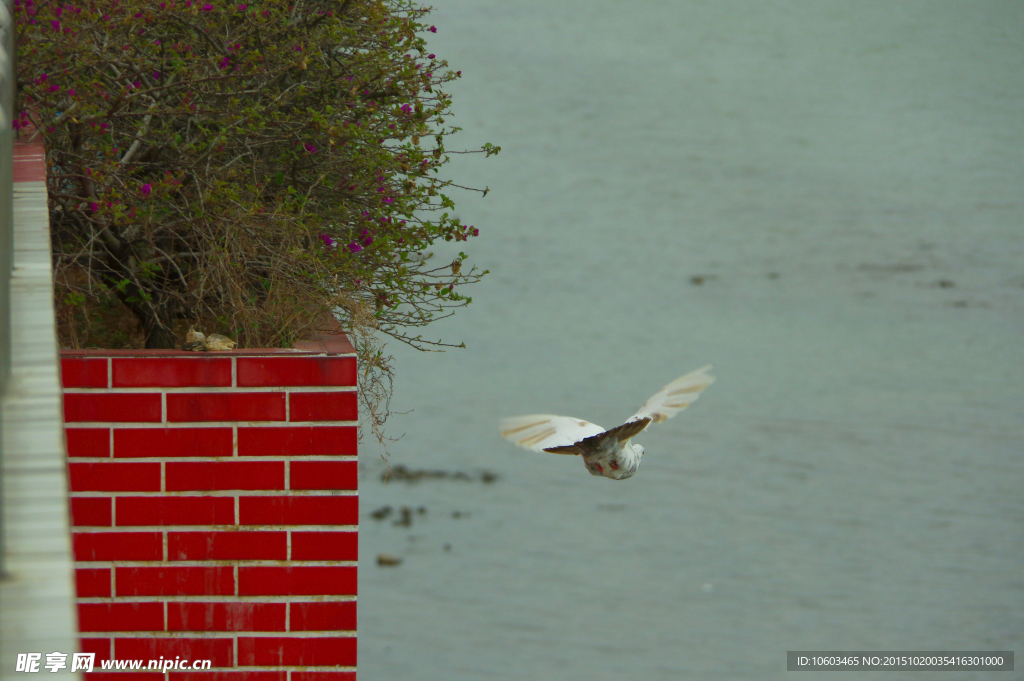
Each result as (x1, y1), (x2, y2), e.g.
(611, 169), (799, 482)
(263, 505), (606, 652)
(499, 365), (715, 455)
(498, 414), (605, 453)
(629, 365), (715, 425)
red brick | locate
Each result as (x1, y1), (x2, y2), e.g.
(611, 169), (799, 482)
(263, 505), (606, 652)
(80, 638), (112, 663)
(76, 568), (111, 597)
(166, 461), (284, 491)
(113, 358), (231, 387)
(64, 393), (162, 423)
(66, 428), (110, 458)
(115, 638), (233, 668)
(237, 637), (356, 666)
(290, 602), (357, 631)
(237, 567), (357, 596)
(116, 567), (235, 596)
(78, 602), (165, 632)
(237, 357), (356, 387)
(71, 498), (112, 526)
(115, 427), (233, 458)
(168, 532), (286, 560)
(289, 391), (358, 422)
(237, 426), (356, 456)
(290, 461), (358, 491)
(170, 674), (286, 681)
(13, 141), (47, 182)
(291, 674), (356, 681)
(239, 496), (357, 526)
(167, 603), (286, 632)
(167, 393), (284, 423)
(74, 532), (163, 561)
(69, 462), (161, 492)
(291, 532), (358, 561)
(116, 497), (235, 526)
(62, 358), (108, 388)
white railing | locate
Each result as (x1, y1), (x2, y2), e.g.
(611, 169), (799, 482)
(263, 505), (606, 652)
(0, 0), (83, 677)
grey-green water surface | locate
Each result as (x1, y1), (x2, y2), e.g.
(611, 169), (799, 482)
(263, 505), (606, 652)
(358, 2), (1024, 679)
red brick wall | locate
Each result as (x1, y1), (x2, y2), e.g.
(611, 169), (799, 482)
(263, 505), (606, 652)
(61, 348), (359, 681)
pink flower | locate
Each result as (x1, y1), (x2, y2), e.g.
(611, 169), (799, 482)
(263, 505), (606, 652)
(347, 242), (362, 253)
(201, 3), (213, 10)
(472, 227), (479, 236)
(303, 143), (317, 154)
(428, 54), (435, 59)
(139, 184), (152, 196)
(237, 3), (247, 9)
(428, 25), (436, 32)
(90, 202), (99, 213)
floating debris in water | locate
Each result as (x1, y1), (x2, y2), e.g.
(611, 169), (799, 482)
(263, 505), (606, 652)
(377, 554), (403, 567)
(382, 464), (499, 484)
(393, 506), (413, 527)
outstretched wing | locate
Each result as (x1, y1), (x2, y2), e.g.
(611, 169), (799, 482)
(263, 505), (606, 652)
(543, 417), (654, 455)
(629, 365), (715, 424)
(498, 414), (606, 455)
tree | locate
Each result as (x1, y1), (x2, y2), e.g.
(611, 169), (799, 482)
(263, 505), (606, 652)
(17, 0), (497, 440)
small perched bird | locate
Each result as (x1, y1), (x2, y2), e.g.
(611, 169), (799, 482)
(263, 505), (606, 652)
(183, 327), (206, 351)
(499, 365), (715, 480)
(183, 327), (236, 352)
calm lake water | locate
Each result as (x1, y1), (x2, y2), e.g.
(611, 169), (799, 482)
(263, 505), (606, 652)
(358, 2), (1024, 679)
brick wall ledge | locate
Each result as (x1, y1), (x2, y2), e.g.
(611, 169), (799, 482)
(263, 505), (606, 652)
(61, 332), (356, 357)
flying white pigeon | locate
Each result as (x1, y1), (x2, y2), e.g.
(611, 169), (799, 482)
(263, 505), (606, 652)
(499, 365), (715, 480)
